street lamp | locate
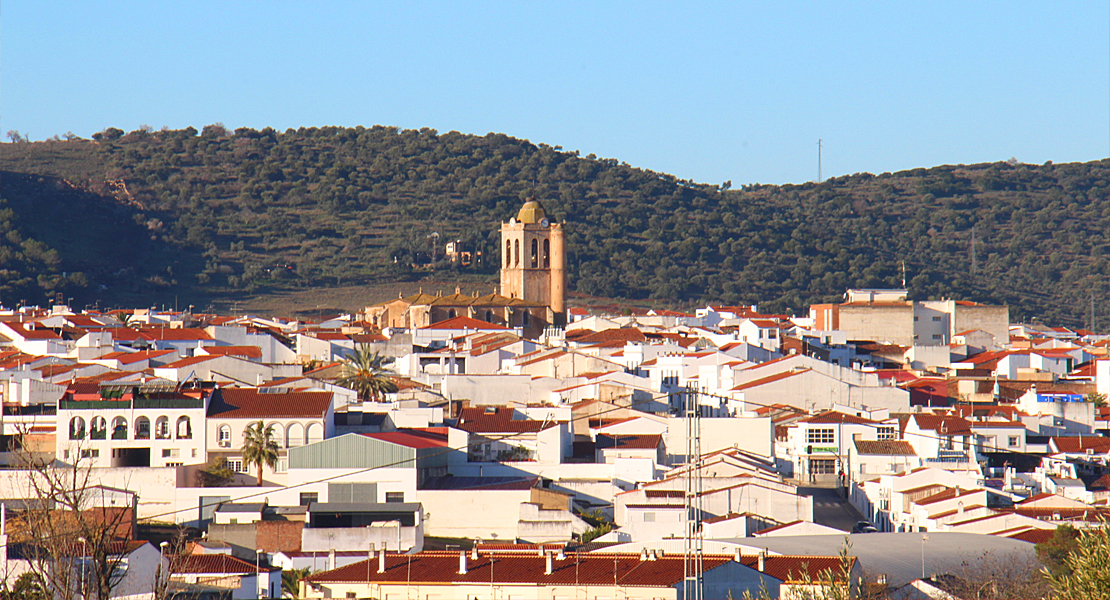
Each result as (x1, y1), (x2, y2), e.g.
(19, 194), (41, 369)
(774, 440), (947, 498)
(158, 540), (170, 593)
(920, 533), (929, 579)
(77, 536), (87, 600)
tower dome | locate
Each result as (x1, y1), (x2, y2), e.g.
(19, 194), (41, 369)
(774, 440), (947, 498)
(516, 198), (547, 224)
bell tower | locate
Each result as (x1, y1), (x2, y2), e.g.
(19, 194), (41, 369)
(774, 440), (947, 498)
(500, 197), (566, 321)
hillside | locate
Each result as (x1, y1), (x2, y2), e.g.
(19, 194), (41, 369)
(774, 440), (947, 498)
(1, 126), (1108, 326)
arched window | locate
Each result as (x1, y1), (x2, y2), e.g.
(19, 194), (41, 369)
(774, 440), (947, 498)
(69, 417), (86, 440)
(505, 240), (512, 267)
(521, 310), (531, 327)
(485, 310), (494, 323)
(448, 309), (456, 319)
(111, 417), (128, 440)
(176, 416), (192, 439)
(90, 416), (107, 440)
(155, 416), (170, 440)
(514, 239), (520, 267)
(306, 422), (324, 445)
(218, 425), (232, 448)
(543, 239), (550, 268)
(287, 423), (305, 448)
(135, 416), (151, 440)
(530, 239), (538, 268)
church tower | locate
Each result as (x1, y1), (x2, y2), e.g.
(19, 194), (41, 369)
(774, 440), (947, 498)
(500, 197), (566, 323)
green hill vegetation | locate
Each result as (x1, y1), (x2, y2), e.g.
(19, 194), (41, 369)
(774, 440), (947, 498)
(1, 125), (1108, 327)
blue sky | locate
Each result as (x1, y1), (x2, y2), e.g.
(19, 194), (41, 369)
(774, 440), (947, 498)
(4, 1), (1108, 184)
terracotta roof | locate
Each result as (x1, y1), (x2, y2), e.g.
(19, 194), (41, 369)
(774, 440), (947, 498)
(1050, 436), (1110, 454)
(306, 551), (734, 586)
(1005, 528), (1055, 544)
(596, 434), (662, 450)
(910, 414), (973, 436)
(207, 388), (332, 419)
(172, 554), (274, 574)
(3, 322), (61, 340)
(568, 328), (647, 344)
(455, 406), (558, 433)
(362, 430), (449, 449)
(135, 328), (213, 341)
(199, 345), (264, 359)
(158, 355), (218, 369)
(853, 440), (916, 456)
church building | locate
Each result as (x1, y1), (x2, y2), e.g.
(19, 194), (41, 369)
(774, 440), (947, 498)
(362, 198), (566, 338)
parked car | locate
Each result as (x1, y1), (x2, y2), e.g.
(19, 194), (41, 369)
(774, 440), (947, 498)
(851, 521), (878, 533)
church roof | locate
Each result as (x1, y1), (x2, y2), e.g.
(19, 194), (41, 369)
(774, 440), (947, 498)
(516, 198), (547, 224)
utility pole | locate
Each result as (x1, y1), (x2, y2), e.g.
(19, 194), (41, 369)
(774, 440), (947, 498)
(817, 139), (823, 183)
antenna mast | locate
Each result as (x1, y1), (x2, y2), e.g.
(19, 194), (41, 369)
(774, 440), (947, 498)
(683, 386), (704, 600)
(817, 139), (823, 183)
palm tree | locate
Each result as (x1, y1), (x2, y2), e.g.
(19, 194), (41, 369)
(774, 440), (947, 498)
(281, 567), (312, 599)
(337, 345), (399, 402)
(241, 420), (279, 486)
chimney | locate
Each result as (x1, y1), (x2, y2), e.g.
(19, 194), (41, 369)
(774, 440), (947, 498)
(458, 550), (468, 575)
(640, 548), (648, 561)
(378, 549), (386, 574)
(544, 551), (553, 575)
(556, 548), (566, 561)
(757, 551), (766, 573)
(733, 549), (743, 562)
(648, 549), (657, 561)
(327, 549), (335, 570)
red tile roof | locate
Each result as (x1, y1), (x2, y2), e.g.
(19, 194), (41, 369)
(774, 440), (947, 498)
(199, 345), (264, 359)
(362, 430), (449, 449)
(455, 407), (559, 433)
(1050, 436), (1110, 454)
(135, 328), (213, 341)
(910, 414), (973, 436)
(596, 434), (662, 450)
(172, 554), (274, 574)
(3, 322), (61, 340)
(208, 388), (332, 419)
(730, 369), (808, 391)
(853, 440), (916, 456)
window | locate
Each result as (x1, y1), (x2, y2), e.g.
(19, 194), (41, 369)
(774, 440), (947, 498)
(514, 239), (520, 267)
(932, 316), (942, 322)
(299, 492), (319, 506)
(932, 334), (942, 340)
(176, 416), (192, 439)
(505, 240), (511, 268)
(227, 459), (245, 473)
(162, 448), (180, 458)
(521, 310), (530, 327)
(385, 492), (405, 503)
(69, 417), (86, 440)
(1009, 436), (1020, 447)
(806, 428), (835, 444)
(81, 449), (100, 459)
(218, 425), (232, 448)
(111, 417), (128, 440)
(135, 416), (150, 440)
(913, 316), (919, 321)
(155, 416), (170, 440)
(530, 238), (538, 268)
(643, 512), (656, 522)
(90, 417), (107, 440)
(877, 427), (897, 440)
(277, 459), (288, 473)
(810, 458), (836, 474)
(543, 238), (550, 268)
